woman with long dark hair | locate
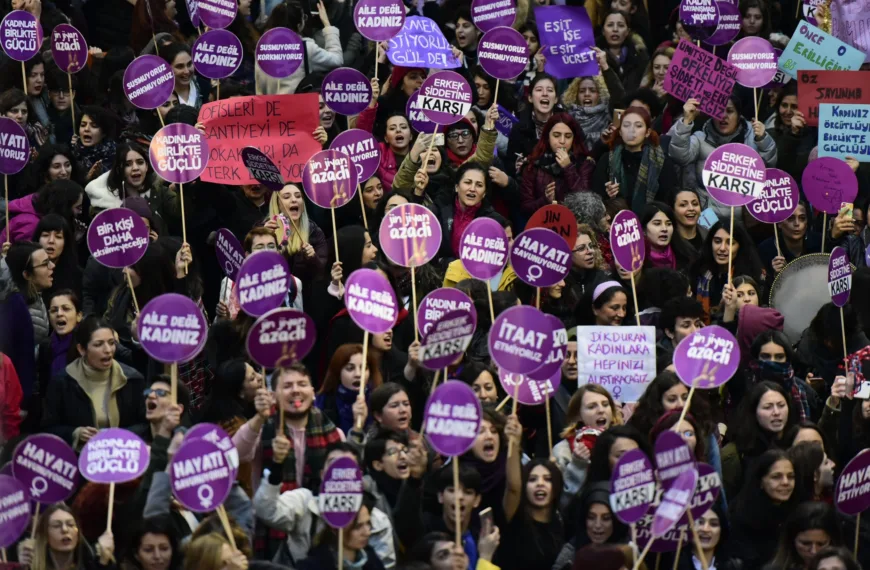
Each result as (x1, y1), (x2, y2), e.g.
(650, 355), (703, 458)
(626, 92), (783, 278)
(0, 87), (46, 162)
(16, 504), (114, 570)
(764, 502), (842, 570)
(130, 0), (184, 53)
(122, 516), (183, 570)
(640, 202), (696, 270)
(32, 214), (81, 298)
(72, 106), (118, 181)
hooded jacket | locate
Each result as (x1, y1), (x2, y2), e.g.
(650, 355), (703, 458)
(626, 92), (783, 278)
(0, 195), (40, 244)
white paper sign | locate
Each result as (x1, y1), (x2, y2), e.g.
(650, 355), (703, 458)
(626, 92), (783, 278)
(576, 326), (656, 402)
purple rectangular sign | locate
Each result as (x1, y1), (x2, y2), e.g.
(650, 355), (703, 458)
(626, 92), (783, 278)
(533, 6), (599, 79)
(664, 39), (738, 120)
(386, 16), (461, 69)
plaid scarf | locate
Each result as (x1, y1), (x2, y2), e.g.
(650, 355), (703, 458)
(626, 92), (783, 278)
(610, 143), (664, 215)
(748, 359), (810, 421)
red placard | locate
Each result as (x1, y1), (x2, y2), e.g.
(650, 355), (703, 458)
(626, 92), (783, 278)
(525, 204), (578, 249)
(797, 70), (870, 127)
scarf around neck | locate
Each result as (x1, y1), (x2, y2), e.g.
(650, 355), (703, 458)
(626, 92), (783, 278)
(571, 102), (610, 148)
(451, 198), (481, 255)
(610, 143), (664, 215)
(648, 244), (676, 269)
(50, 332), (72, 376)
(446, 145), (476, 167)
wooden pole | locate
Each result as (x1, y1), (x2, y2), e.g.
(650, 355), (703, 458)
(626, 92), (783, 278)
(374, 43), (378, 84)
(773, 223), (782, 258)
(421, 126), (439, 171)
(631, 538), (655, 570)
(4, 175), (8, 242)
(495, 394), (510, 411)
(21, 62), (27, 96)
(180, 183), (188, 274)
(687, 511), (709, 570)
(126, 270), (141, 314)
(339, 528), (344, 570)
(68, 73), (76, 131)
(675, 381), (697, 429)
(855, 513), (861, 557)
(331, 206), (340, 264)
(356, 332), (369, 430)
(452, 458), (461, 547)
(630, 270), (640, 325)
(727, 208), (735, 280)
(358, 184), (368, 230)
(216, 505), (238, 550)
(841, 308), (849, 361)
(31, 503), (40, 538)
(507, 375), (521, 458)
(545, 396), (553, 454)
(171, 363), (178, 406)
(822, 213), (827, 252)
(106, 482), (115, 534)
(486, 286), (495, 323)
(411, 265), (419, 343)
(672, 529), (686, 570)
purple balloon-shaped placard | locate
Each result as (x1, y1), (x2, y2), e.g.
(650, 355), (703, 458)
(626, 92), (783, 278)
(471, 0), (517, 32)
(673, 325), (739, 388)
(681, 463), (721, 522)
(747, 168), (798, 223)
(704, 0), (740, 46)
(0, 475), (30, 548)
(256, 27), (305, 79)
(12, 434), (79, 504)
(727, 37), (777, 88)
(680, 0), (720, 41)
(610, 210), (646, 273)
(149, 123), (209, 184)
(510, 228), (571, 287)
(345, 268), (399, 334)
(489, 305), (554, 374)
(170, 438), (233, 512)
(123, 55), (175, 110)
(0, 117), (30, 175)
(418, 288), (477, 337)
(354, 0), (406, 41)
(610, 448), (656, 524)
(459, 217), (509, 281)
(702, 143), (765, 207)
(802, 157), (859, 215)
(651, 467), (698, 537)
(323, 68), (372, 116)
(424, 381), (482, 456)
(406, 91), (439, 134)
(192, 29), (243, 80)
(51, 24), (88, 74)
(187, 0), (201, 27)
(331, 129), (381, 181)
(215, 228), (244, 281)
(247, 308), (317, 369)
(237, 251), (290, 317)
(318, 456), (364, 528)
(478, 27), (529, 81)
(530, 314), (568, 380)
(241, 147), (284, 191)
(302, 149), (358, 209)
(0, 11), (42, 61)
(654, 431), (696, 489)
(86, 208), (150, 268)
(379, 203), (442, 267)
(497, 366), (561, 405)
(836, 449), (870, 515)
(185, 422), (239, 480)
(197, 0), (236, 29)
(138, 293), (208, 364)
(418, 71), (474, 126)
(78, 428), (149, 484)
(828, 246), (852, 307)
(420, 309), (477, 370)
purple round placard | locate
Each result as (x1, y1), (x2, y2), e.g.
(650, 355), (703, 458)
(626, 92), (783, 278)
(0, 117), (30, 175)
(0, 475), (30, 548)
(497, 366), (560, 405)
(418, 71), (474, 126)
(170, 438), (233, 512)
(184, 423), (239, 480)
(836, 449), (870, 515)
(237, 251), (290, 317)
(654, 431), (696, 489)
(301, 149), (358, 209)
(420, 309), (477, 370)
(246, 308), (317, 368)
(187, 0), (200, 27)
(471, 0), (517, 32)
(681, 463), (721, 523)
(460, 217), (509, 281)
(489, 305), (554, 374)
(478, 27), (529, 81)
(323, 68), (372, 116)
(192, 29), (242, 80)
(241, 147), (284, 191)
(652, 467), (698, 537)
(379, 203), (442, 267)
(748, 168), (798, 223)
(680, 0), (720, 41)
(530, 314), (568, 380)
(353, 0), (405, 42)
(149, 123), (209, 184)
(802, 157), (859, 215)
(51, 24), (87, 74)
(138, 293), (208, 363)
(763, 48), (791, 89)
(609, 448), (656, 524)
(406, 91), (439, 134)
(215, 228), (244, 281)
(12, 434), (79, 504)
(704, 0), (740, 46)
(197, 0), (236, 29)
(345, 268), (399, 334)
(418, 288), (476, 336)
(828, 246), (852, 308)
(331, 129), (381, 181)
(424, 381), (482, 456)
(702, 143), (765, 207)
(673, 325), (739, 388)
(87, 208), (149, 268)
(727, 37), (777, 88)
(256, 27), (305, 79)
(0, 11), (42, 61)
(78, 428), (149, 484)
(510, 228), (571, 288)
(610, 210), (646, 272)
(318, 456), (364, 528)
(123, 55), (175, 109)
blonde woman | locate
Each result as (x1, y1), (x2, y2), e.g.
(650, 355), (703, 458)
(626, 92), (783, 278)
(640, 45), (674, 99)
(267, 183), (328, 285)
(182, 534), (247, 570)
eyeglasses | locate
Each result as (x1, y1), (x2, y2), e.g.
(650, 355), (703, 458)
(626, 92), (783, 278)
(49, 521), (78, 531)
(384, 446), (409, 457)
(572, 244), (593, 253)
(31, 259), (55, 270)
(143, 388), (170, 398)
(447, 129), (472, 141)
(49, 89), (69, 97)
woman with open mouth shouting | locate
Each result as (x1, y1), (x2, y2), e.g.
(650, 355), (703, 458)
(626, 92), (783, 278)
(461, 408), (520, 526)
(507, 73), (561, 178)
(316, 343), (382, 434)
(17, 504), (116, 570)
(72, 106), (118, 183)
(40, 288), (83, 390)
(268, 183), (328, 297)
(641, 202), (696, 271)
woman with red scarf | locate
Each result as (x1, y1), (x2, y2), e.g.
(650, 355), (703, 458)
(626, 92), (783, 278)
(435, 162), (498, 264)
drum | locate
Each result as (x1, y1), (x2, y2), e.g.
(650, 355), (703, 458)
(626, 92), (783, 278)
(769, 253), (832, 344)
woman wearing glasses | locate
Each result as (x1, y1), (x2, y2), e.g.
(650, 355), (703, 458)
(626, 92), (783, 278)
(17, 504), (116, 570)
(566, 224), (612, 303)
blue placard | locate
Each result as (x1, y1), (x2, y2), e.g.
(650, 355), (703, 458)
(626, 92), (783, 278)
(495, 104), (518, 138)
(386, 16), (462, 69)
(698, 208), (719, 229)
(818, 103), (870, 162)
(777, 21), (866, 79)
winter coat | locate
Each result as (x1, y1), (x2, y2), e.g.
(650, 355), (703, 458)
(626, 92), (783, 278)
(255, 27), (343, 96)
(0, 194), (40, 244)
(85, 171), (179, 236)
(521, 156), (595, 215)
